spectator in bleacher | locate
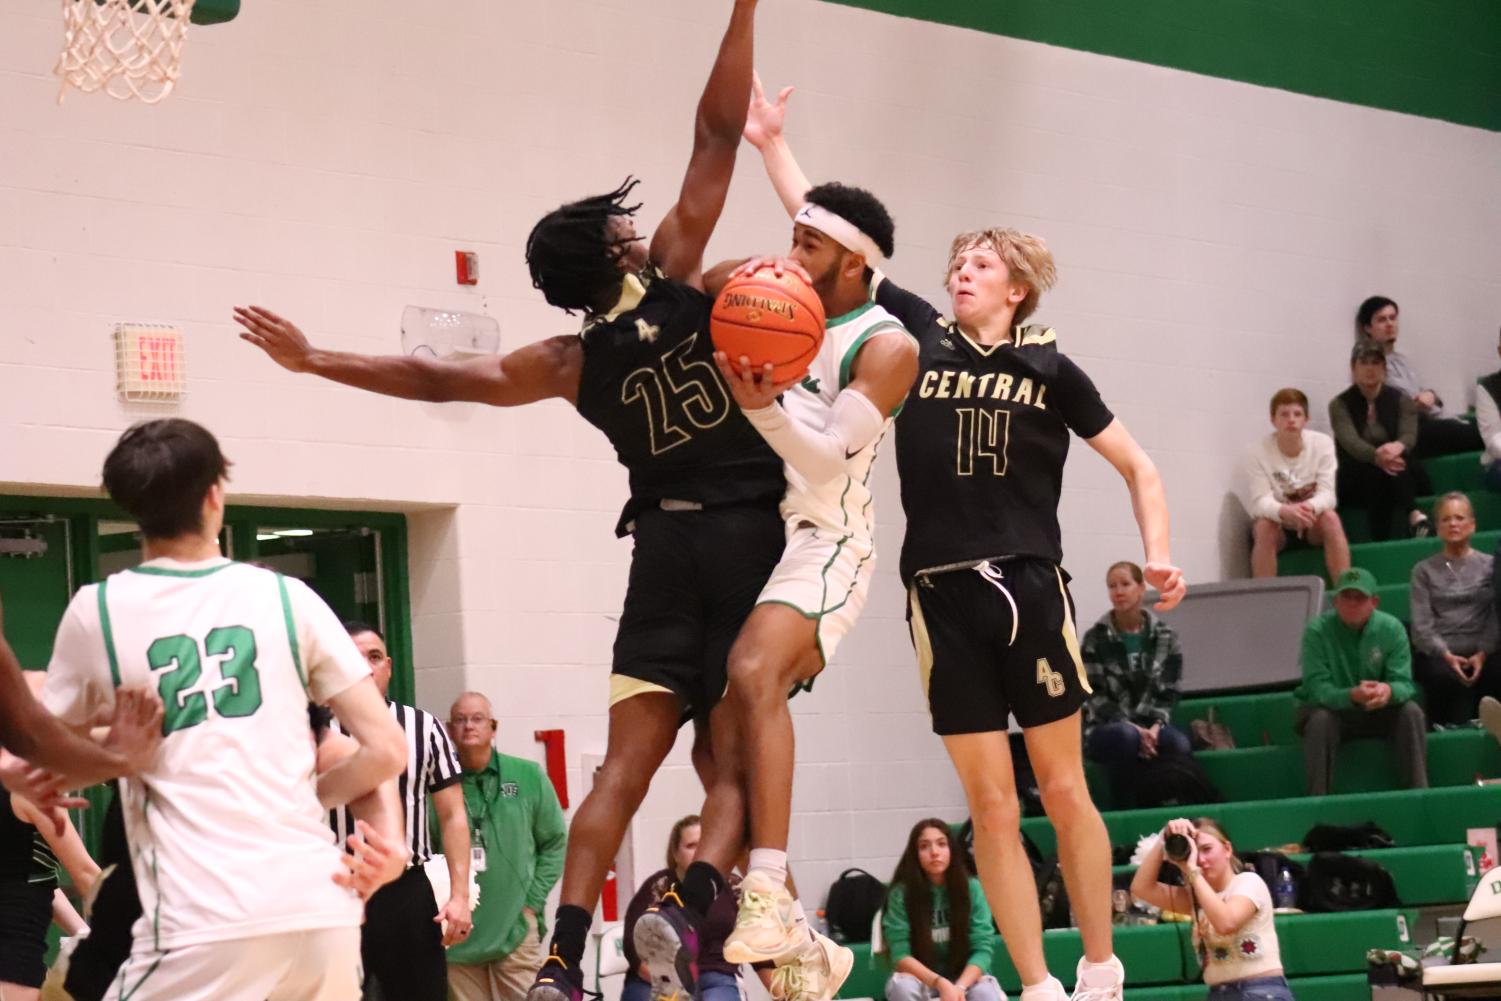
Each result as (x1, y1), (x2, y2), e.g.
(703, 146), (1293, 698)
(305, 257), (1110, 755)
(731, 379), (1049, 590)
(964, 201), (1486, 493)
(621, 815), (743, 1001)
(1475, 327), (1501, 490)
(1294, 567), (1428, 796)
(1329, 342), (1431, 541)
(1240, 387), (1350, 582)
(1356, 296), (1482, 458)
(1130, 818), (1289, 1001)
(882, 819), (1002, 1001)
(1411, 493), (1501, 725)
(1081, 562), (1191, 809)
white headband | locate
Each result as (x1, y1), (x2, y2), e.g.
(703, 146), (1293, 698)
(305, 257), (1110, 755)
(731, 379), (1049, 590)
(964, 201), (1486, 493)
(794, 202), (886, 267)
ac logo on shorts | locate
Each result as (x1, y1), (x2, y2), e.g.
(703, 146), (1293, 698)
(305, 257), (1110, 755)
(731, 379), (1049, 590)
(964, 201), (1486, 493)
(1036, 658), (1066, 698)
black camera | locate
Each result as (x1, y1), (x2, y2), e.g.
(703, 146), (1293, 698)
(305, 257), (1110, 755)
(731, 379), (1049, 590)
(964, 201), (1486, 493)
(1164, 833), (1192, 862)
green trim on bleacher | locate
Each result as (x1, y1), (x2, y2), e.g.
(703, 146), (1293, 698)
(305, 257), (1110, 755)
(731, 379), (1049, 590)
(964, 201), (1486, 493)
(1194, 729), (1501, 797)
(1174, 691), (1298, 746)
(1426, 452), (1486, 494)
(1021, 784), (1501, 856)
(1109, 843), (1480, 907)
(1279, 529), (1501, 583)
(835, 910), (1418, 996)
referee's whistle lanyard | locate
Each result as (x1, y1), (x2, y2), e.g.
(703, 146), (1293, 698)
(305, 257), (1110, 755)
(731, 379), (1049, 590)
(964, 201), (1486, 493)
(974, 561), (1020, 647)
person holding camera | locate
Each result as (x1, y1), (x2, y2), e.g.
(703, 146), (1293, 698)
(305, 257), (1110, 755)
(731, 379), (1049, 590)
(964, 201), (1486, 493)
(1130, 819), (1288, 1001)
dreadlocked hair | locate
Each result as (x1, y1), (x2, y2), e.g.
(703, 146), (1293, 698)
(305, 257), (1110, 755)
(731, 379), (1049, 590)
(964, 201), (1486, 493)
(525, 177), (644, 314)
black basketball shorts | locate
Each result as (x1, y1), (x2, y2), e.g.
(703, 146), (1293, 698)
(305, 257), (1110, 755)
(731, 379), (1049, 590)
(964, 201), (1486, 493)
(907, 558), (1090, 734)
(0, 878), (54, 989)
(611, 502), (785, 724)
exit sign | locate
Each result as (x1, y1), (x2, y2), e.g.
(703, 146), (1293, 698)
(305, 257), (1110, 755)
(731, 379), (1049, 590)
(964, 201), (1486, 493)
(114, 323), (185, 402)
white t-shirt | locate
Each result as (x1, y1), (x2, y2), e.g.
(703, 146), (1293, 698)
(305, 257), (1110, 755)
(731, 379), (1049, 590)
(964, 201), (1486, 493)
(1194, 871), (1283, 986)
(779, 301), (910, 540)
(1238, 429), (1338, 523)
(43, 558), (370, 950)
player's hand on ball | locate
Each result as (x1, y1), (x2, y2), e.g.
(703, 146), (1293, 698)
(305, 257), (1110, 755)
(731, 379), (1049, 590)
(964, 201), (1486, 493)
(336, 819), (407, 900)
(744, 71), (794, 149)
(714, 352), (802, 411)
(728, 255), (813, 286)
(1144, 562), (1187, 611)
(233, 305), (315, 373)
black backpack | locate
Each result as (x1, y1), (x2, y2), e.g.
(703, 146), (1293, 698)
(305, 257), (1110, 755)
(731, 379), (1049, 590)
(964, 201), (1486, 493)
(1300, 852), (1398, 912)
(1135, 755), (1222, 808)
(1302, 822), (1394, 853)
(825, 868), (887, 943)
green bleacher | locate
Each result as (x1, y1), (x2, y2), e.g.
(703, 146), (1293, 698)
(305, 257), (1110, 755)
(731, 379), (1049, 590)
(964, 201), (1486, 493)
(836, 451), (1497, 999)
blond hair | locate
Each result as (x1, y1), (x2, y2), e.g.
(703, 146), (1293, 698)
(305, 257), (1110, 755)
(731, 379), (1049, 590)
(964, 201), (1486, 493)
(945, 228), (1058, 325)
(1192, 817), (1245, 874)
(1435, 491), (1474, 521)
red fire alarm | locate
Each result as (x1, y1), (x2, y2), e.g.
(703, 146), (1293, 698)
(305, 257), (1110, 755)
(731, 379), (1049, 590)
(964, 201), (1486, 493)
(456, 250), (479, 286)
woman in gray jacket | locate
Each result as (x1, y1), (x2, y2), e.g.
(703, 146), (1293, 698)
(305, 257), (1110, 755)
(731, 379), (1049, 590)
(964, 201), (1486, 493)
(1411, 493), (1500, 724)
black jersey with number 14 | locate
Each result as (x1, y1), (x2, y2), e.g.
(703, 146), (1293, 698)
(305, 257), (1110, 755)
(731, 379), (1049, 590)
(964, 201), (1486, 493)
(575, 270), (786, 536)
(875, 277), (1114, 582)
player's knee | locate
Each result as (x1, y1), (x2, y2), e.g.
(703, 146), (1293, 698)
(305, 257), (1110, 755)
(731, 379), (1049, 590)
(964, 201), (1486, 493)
(966, 789), (1022, 840)
(726, 648), (787, 705)
(595, 754), (654, 804)
(1318, 509), (1346, 535)
(1036, 767), (1091, 817)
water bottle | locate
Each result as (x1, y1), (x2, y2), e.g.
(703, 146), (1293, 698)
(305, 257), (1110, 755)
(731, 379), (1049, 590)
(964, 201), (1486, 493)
(1273, 865), (1297, 909)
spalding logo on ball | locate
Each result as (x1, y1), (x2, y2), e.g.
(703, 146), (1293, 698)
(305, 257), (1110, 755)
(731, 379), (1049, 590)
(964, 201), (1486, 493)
(710, 266), (826, 383)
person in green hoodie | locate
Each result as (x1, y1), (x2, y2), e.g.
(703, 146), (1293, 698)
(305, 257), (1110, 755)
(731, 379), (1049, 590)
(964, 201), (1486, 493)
(1294, 567), (1428, 796)
(438, 692), (568, 1001)
(882, 819), (1003, 1001)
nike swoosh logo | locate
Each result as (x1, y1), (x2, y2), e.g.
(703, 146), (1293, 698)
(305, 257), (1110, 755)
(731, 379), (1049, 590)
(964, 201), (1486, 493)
(845, 448), (862, 460)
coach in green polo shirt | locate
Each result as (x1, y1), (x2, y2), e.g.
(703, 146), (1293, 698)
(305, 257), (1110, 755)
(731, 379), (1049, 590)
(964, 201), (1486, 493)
(1295, 567), (1428, 795)
(436, 692), (568, 1001)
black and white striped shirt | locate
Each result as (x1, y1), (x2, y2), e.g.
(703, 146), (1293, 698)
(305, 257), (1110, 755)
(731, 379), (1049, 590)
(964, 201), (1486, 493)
(329, 701), (463, 865)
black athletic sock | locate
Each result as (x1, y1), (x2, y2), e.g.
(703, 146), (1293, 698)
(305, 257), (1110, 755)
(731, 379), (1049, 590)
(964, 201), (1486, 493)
(680, 860), (727, 918)
(550, 904), (593, 971)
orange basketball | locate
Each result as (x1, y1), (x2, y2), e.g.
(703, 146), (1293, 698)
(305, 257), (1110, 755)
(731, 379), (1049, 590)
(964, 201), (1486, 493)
(710, 267), (826, 383)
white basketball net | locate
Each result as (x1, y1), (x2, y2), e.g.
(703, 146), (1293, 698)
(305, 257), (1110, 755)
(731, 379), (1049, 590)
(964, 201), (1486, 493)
(55, 0), (198, 104)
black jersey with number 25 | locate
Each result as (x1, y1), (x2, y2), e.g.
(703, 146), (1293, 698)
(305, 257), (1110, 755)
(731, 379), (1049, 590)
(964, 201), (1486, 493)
(875, 277), (1114, 581)
(575, 270), (786, 536)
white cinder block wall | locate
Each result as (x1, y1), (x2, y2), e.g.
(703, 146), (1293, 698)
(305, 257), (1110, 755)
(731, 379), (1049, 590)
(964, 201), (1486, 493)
(4, 0), (1500, 917)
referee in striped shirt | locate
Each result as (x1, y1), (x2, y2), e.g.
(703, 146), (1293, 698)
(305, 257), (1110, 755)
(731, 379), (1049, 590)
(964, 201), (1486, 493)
(333, 622), (473, 1001)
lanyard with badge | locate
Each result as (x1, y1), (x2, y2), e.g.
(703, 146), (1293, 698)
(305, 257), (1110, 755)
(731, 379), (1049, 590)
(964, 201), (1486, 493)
(469, 764), (498, 874)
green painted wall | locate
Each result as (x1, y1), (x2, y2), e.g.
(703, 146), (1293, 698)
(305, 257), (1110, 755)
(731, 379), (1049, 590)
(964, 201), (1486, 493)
(823, 0), (1501, 132)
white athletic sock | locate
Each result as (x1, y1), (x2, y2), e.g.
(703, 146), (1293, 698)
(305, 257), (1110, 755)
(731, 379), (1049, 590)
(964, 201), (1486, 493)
(789, 897), (809, 934)
(747, 848), (789, 886)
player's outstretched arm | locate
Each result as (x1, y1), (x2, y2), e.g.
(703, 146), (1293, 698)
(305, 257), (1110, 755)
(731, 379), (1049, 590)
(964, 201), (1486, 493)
(320, 677), (406, 811)
(744, 71), (811, 219)
(1085, 420), (1187, 610)
(234, 305), (581, 406)
(649, 0), (759, 284)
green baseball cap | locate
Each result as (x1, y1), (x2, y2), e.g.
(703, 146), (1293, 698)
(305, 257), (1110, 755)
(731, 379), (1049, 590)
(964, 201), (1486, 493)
(1333, 567), (1378, 597)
